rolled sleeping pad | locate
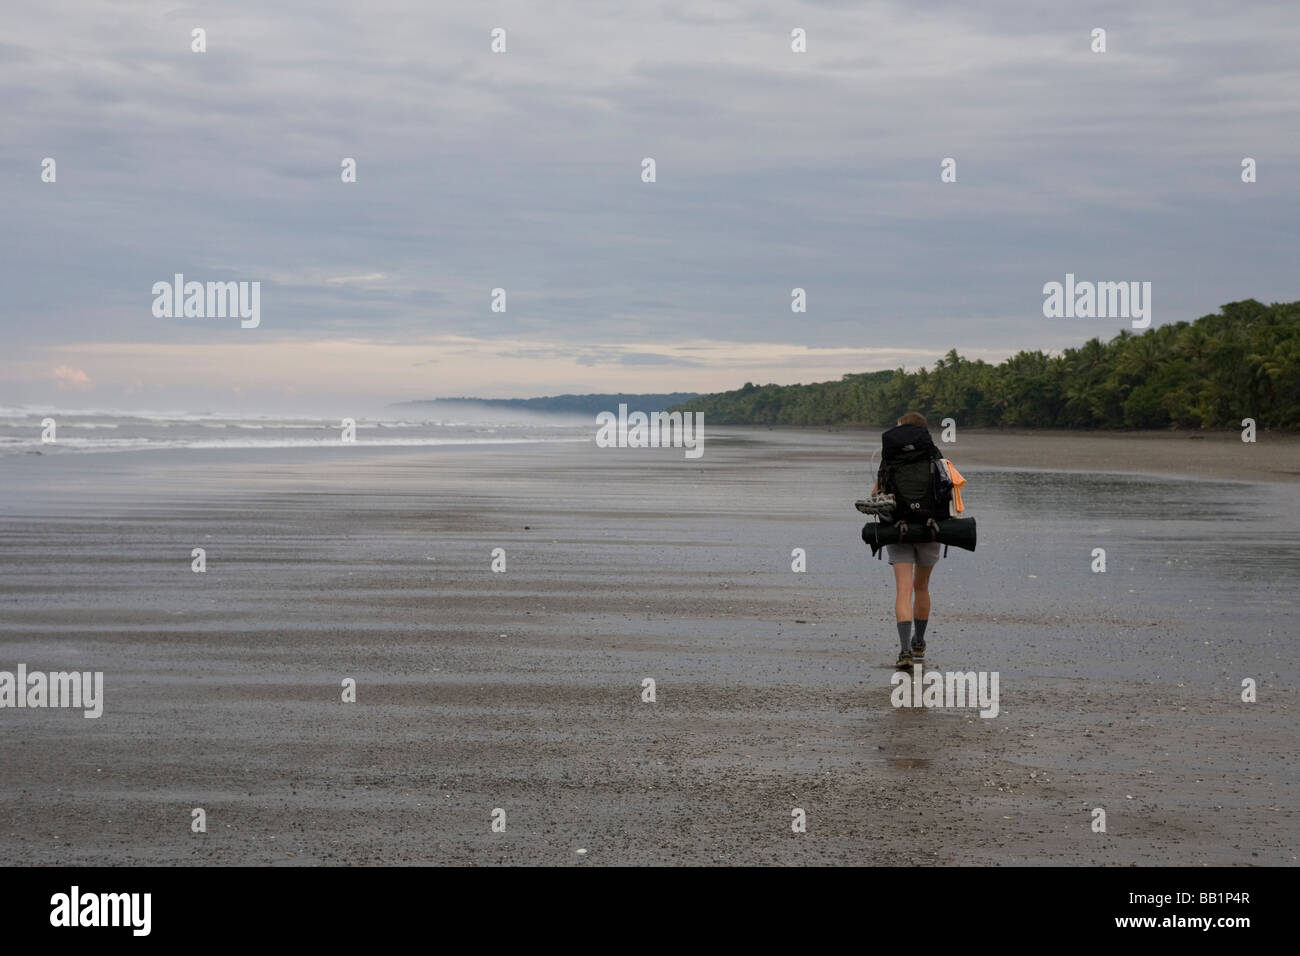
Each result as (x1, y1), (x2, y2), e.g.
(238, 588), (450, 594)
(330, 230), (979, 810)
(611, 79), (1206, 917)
(861, 517), (976, 553)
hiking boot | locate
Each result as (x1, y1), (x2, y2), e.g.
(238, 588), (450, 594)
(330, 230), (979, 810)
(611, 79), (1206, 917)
(895, 649), (913, 670)
(910, 641), (926, 662)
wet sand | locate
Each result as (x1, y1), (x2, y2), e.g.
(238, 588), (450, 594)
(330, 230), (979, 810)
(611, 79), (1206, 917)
(830, 426), (1300, 484)
(0, 429), (1296, 865)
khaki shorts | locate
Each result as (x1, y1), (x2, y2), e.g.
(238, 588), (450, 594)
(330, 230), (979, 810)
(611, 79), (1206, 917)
(885, 542), (941, 567)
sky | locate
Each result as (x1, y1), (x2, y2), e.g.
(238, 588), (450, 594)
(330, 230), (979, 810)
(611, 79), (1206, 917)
(3, 0), (1298, 413)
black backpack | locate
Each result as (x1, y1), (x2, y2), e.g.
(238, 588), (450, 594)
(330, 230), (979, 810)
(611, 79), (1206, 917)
(877, 424), (951, 525)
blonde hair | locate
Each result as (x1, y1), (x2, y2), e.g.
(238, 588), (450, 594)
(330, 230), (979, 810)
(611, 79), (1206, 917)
(897, 411), (927, 427)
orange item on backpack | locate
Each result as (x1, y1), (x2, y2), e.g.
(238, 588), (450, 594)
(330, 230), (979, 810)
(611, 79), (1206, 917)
(943, 460), (966, 514)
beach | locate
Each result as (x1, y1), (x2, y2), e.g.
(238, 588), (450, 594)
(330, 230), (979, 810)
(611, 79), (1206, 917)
(0, 427), (1296, 865)
(864, 427), (1300, 485)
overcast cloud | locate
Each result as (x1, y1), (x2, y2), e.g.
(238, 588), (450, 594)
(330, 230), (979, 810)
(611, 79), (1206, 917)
(2, 0), (1297, 410)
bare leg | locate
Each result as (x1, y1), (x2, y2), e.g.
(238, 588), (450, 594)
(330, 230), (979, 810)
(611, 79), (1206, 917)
(893, 562), (914, 621)
(913, 565), (933, 620)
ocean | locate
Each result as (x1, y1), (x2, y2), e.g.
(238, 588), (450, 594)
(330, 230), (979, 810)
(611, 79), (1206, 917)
(0, 406), (591, 458)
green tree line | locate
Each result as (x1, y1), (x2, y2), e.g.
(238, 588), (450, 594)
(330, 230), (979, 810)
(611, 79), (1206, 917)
(672, 299), (1300, 429)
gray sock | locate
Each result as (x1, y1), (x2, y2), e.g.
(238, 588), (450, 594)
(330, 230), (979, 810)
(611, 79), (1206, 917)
(913, 619), (929, 648)
(896, 621), (912, 653)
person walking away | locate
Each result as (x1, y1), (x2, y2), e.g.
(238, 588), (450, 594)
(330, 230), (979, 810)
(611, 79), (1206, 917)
(871, 411), (949, 670)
